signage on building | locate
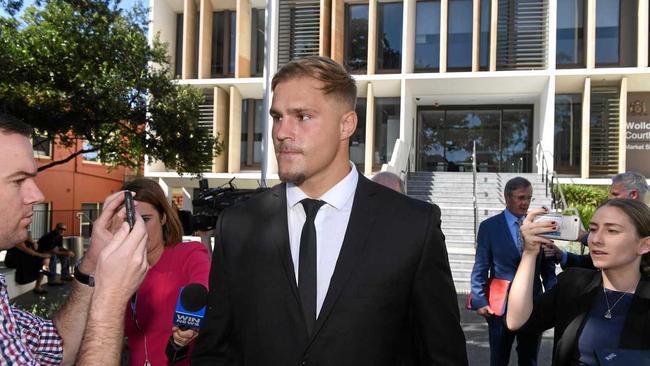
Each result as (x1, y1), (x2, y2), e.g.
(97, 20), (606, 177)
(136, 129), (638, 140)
(626, 93), (650, 176)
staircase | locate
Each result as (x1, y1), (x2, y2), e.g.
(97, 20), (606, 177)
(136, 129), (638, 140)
(407, 172), (552, 294)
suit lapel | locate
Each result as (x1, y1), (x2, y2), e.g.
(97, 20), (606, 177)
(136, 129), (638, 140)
(268, 184), (301, 305)
(308, 175), (377, 344)
(497, 212), (520, 258)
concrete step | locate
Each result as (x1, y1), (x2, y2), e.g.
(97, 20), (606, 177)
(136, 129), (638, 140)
(449, 259), (476, 271)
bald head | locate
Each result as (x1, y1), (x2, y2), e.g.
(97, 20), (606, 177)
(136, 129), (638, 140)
(372, 172), (405, 194)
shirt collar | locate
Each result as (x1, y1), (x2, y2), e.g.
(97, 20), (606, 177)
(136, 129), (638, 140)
(286, 162), (359, 210)
(0, 274), (5, 287)
(503, 208), (523, 226)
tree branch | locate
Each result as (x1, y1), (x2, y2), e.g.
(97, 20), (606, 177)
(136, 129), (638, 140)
(37, 147), (98, 172)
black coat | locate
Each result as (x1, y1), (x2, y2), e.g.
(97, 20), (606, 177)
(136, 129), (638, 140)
(192, 175), (468, 366)
(519, 268), (650, 366)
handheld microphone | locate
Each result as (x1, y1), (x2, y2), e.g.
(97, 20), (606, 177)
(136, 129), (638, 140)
(166, 283), (208, 363)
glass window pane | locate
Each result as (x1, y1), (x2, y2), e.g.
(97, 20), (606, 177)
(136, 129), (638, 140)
(376, 2), (403, 72)
(251, 8), (265, 76)
(345, 4), (369, 72)
(479, 0), (490, 69)
(447, 0), (473, 70)
(501, 109), (531, 173)
(241, 99), (264, 169)
(556, 0), (584, 66)
(554, 94), (582, 174)
(175, 14), (184, 77)
(374, 98), (400, 170)
(229, 12), (237, 75)
(595, 0), (619, 65)
(350, 98), (367, 171)
(414, 1), (440, 71)
(212, 11), (225, 76)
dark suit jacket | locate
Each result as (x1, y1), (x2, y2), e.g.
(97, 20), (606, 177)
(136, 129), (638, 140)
(518, 268), (650, 366)
(560, 233), (595, 270)
(192, 175), (468, 366)
(469, 211), (557, 313)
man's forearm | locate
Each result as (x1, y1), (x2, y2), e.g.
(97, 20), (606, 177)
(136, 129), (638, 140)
(76, 291), (127, 366)
(53, 281), (94, 365)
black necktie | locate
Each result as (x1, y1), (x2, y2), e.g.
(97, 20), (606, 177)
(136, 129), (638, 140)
(299, 198), (325, 335)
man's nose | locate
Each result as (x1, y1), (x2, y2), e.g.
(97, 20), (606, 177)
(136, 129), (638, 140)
(24, 179), (44, 205)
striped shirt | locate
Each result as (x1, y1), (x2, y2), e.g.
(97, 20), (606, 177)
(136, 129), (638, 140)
(0, 274), (63, 365)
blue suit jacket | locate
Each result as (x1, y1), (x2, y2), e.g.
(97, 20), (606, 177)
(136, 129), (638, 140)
(470, 211), (557, 312)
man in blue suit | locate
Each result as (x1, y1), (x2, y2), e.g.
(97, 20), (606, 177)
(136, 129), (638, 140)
(470, 177), (557, 366)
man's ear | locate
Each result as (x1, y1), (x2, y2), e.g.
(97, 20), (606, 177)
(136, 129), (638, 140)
(340, 110), (358, 140)
(630, 190), (639, 200)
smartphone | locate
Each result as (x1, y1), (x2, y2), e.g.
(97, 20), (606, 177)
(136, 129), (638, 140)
(125, 191), (136, 231)
(532, 213), (581, 241)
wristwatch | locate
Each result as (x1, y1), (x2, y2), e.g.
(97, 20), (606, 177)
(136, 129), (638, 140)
(74, 264), (95, 287)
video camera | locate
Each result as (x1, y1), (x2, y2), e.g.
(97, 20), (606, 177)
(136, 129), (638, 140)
(179, 178), (267, 233)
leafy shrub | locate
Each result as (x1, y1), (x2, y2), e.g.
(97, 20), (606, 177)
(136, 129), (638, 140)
(558, 184), (608, 226)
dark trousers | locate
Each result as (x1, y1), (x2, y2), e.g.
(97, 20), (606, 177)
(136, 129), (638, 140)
(487, 315), (541, 366)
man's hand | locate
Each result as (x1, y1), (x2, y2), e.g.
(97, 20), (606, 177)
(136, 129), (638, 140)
(92, 218), (149, 303)
(542, 242), (563, 263)
(172, 327), (198, 347)
(476, 305), (494, 319)
(80, 190), (135, 274)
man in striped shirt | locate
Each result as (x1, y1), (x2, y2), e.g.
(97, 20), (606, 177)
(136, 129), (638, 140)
(0, 112), (150, 365)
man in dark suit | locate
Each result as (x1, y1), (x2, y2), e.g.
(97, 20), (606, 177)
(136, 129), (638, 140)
(469, 177), (557, 366)
(191, 56), (468, 365)
(545, 171), (648, 270)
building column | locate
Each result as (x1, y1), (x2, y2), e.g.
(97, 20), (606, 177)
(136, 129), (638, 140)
(331, 0), (345, 64)
(182, 0), (197, 79)
(402, 0), (416, 74)
(198, 0), (213, 79)
(228, 86), (242, 173)
(581, 78), (591, 178)
(586, 0), (596, 69)
(638, 0), (649, 67)
(471, 0), (480, 72)
(365, 83), (375, 176)
(236, 0), (252, 78)
(489, 0), (497, 71)
(439, 0), (448, 72)
(367, 0), (377, 75)
(213, 87), (229, 173)
(619, 77), (628, 172)
(320, 0), (332, 56)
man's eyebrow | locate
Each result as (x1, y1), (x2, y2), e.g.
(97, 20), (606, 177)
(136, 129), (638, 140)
(7, 170), (37, 179)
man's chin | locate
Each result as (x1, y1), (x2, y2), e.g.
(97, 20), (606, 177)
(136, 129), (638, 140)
(279, 170), (306, 186)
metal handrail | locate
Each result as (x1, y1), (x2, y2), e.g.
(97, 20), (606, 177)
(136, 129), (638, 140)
(472, 141), (479, 244)
(535, 141), (568, 211)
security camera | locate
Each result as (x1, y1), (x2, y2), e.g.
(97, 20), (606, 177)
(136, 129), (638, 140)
(415, 97), (421, 101)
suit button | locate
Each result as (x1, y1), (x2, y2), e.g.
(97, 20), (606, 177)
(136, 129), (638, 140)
(301, 360), (307, 366)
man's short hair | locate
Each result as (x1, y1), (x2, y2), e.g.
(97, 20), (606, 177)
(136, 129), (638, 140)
(271, 56), (357, 110)
(0, 112), (31, 137)
(504, 177), (532, 197)
(612, 171), (648, 200)
(55, 223), (66, 231)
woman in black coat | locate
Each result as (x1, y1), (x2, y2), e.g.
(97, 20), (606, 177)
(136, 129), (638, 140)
(507, 199), (650, 366)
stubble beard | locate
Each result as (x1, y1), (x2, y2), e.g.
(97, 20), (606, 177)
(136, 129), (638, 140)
(279, 169), (307, 186)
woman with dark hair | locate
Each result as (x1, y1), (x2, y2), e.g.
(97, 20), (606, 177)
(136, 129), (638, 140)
(506, 199), (650, 365)
(122, 178), (210, 366)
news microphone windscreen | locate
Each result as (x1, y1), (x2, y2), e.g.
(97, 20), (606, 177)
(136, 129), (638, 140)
(173, 283), (208, 329)
(180, 283), (208, 312)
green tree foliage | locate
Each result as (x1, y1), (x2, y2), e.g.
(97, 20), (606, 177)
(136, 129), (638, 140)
(0, 0), (222, 173)
(560, 184), (609, 226)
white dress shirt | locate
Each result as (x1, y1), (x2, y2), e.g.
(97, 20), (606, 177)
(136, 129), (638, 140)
(286, 163), (358, 316)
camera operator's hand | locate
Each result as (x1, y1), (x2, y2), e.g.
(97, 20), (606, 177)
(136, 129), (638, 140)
(80, 190), (136, 274)
(93, 219), (149, 301)
(521, 208), (556, 255)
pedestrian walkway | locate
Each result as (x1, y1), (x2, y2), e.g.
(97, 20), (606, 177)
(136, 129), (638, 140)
(10, 282), (553, 365)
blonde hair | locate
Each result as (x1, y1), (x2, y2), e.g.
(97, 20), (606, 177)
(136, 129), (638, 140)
(272, 56), (357, 110)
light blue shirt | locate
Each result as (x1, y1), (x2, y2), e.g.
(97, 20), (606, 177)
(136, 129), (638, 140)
(503, 208), (524, 252)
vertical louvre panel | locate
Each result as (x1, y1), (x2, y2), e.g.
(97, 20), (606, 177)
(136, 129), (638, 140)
(198, 89), (215, 171)
(497, 0), (548, 70)
(589, 86), (620, 177)
(278, 0), (321, 67)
